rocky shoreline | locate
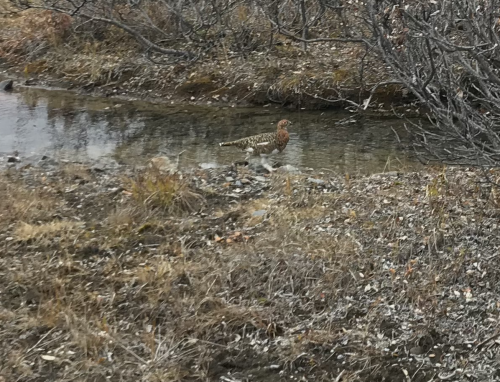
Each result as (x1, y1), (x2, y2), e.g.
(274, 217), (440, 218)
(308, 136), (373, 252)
(2, 156), (500, 381)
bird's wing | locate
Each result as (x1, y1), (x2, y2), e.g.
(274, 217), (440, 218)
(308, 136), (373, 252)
(247, 133), (274, 145)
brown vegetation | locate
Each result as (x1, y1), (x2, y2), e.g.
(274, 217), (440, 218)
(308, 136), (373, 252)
(0, 0), (398, 109)
(2, 163), (500, 381)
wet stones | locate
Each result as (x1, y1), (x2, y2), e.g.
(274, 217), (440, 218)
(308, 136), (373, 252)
(0, 79), (13, 91)
(7, 156), (20, 163)
(37, 155), (59, 168)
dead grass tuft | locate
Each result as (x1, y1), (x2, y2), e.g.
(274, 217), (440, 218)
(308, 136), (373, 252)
(14, 220), (80, 242)
(0, 176), (57, 224)
(124, 167), (205, 213)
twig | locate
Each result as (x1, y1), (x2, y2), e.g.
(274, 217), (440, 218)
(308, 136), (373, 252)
(176, 150), (186, 171)
(112, 337), (149, 365)
(334, 370), (346, 382)
(26, 328), (56, 354)
(474, 330), (500, 351)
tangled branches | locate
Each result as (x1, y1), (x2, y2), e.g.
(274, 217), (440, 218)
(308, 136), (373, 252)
(368, 0), (500, 166)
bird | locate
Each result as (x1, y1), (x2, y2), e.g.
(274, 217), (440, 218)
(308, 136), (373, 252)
(219, 119), (291, 172)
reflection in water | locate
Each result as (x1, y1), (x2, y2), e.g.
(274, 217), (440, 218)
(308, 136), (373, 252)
(0, 87), (419, 174)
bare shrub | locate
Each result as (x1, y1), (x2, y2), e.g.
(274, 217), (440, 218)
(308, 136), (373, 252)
(367, 0), (500, 166)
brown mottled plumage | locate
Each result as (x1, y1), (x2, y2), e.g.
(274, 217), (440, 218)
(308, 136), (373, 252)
(219, 119), (291, 157)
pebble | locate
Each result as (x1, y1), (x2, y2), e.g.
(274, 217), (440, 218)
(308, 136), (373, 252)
(278, 164), (301, 173)
(199, 162), (219, 169)
(37, 157), (59, 167)
(252, 210), (267, 217)
(7, 156), (20, 163)
(410, 346), (424, 355)
(254, 176), (267, 182)
(307, 177), (325, 185)
(0, 79), (13, 91)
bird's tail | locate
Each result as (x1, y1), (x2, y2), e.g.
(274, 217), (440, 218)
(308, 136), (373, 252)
(219, 140), (238, 147)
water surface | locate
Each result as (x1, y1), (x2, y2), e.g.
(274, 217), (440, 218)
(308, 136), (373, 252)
(0, 86), (419, 174)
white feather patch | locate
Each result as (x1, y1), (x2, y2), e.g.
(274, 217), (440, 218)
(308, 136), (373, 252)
(245, 147), (254, 153)
(257, 142), (270, 146)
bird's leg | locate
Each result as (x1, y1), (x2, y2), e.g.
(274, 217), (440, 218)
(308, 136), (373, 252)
(261, 156), (275, 173)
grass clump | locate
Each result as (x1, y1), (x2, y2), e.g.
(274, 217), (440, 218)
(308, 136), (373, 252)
(125, 167), (204, 213)
(14, 221), (80, 242)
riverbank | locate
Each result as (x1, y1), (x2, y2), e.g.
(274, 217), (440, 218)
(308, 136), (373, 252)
(0, 50), (409, 112)
(2, 160), (500, 381)
(0, 7), (414, 111)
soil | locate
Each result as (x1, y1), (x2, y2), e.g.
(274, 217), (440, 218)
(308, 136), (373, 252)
(2, 156), (500, 381)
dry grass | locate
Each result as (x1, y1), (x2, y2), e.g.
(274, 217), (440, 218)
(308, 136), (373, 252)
(2, 165), (500, 381)
(124, 167), (205, 213)
(0, 175), (57, 224)
(14, 220), (80, 241)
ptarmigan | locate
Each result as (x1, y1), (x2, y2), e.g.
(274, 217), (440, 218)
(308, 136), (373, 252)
(219, 119), (291, 171)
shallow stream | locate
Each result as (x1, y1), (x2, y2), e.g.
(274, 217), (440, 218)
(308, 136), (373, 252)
(0, 86), (420, 174)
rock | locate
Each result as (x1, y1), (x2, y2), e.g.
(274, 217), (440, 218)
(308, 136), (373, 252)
(92, 158), (119, 171)
(233, 160), (249, 167)
(240, 178), (251, 184)
(252, 210), (267, 217)
(254, 176), (267, 182)
(0, 79), (13, 91)
(248, 162), (272, 174)
(36, 156), (58, 167)
(225, 176), (234, 182)
(307, 177), (325, 185)
(371, 171), (400, 178)
(7, 156), (20, 163)
(277, 164), (301, 174)
(409, 346), (424, 355)
(149, 156), (177, 174)
(234, 180), (242, 187)
(199, 162), (219, 169)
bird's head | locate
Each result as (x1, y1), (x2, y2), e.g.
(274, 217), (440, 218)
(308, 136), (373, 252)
(277, 119), (292, 130)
